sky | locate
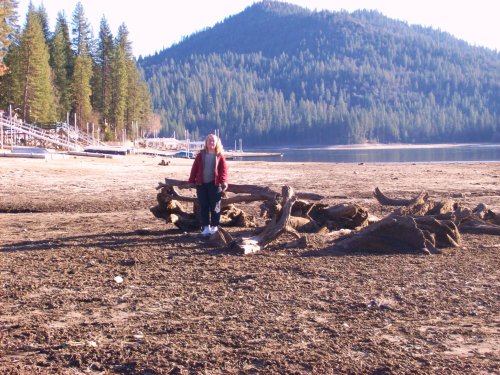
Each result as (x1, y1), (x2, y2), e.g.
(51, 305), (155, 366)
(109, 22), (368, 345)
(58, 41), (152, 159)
(17, 0), (500, 57)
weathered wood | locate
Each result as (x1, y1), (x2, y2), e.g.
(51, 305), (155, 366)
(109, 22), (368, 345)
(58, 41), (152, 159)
(288, 216), (320, 232)
(473, 203), (500, 225)
(209, 227), (235, 247)
(236, 186), (301, 254)
(169, 213), (199, 232)
(153, 179), (325, 232)
(332, 216), (441, 255)
(169, 185), (269, 205)
(289, 201), (369, 230)
(394, 199), (457, 217)
(152, 178), (499, 256)
(321, 204), (369, 229)
(374, 187), (429, 206)
(459, 218), (500, 235)
(157, 178), (324, 201)
(220, 204), (256, 227)
(427, 199), (457, 216)
(413, 216), (461, 248)
(150, 198), (192, 220)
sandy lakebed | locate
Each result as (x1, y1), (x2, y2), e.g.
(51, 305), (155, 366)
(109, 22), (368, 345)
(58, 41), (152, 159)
(0, 154), (499, 374)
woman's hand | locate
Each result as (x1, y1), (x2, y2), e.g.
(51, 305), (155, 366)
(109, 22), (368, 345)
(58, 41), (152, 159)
(221, 182), (228, 192)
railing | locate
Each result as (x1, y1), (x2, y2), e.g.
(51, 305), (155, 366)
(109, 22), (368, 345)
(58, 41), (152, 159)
(58, 123), (107, 148)
(0, 115), (106, 151)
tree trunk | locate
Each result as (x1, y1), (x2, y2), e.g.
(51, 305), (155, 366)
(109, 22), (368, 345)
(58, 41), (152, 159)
(236, 186), (301, 254)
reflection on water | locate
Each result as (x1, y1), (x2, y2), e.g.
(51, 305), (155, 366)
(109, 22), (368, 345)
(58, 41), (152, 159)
(239, 144), (500, 163)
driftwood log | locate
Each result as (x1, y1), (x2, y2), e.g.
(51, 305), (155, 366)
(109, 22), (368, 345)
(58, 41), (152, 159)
(459, 203), (500, 235)
(334, 216), (443, 255)
(152, 179), (499, 255)
(374, 187), (429, 206)
(232, 186), (301, 254)
(373, 188), (500, 234)
(151, 178), (325, 232)
(333, 187), (499, 254)
(151, 179), (372, 253)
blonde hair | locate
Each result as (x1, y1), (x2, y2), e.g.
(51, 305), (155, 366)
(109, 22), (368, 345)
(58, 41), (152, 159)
(204, 134), (224, 154)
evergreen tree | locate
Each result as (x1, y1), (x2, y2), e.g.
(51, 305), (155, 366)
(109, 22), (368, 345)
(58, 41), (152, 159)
(115, 24), (152, 139)
(2, 0), (153, 140)
(7, 6), (56, 123)
(0, 0), (19, 75)
(71, 1), (92, 57)
(50, 12), (74, 119)
(33, 3), (50, 43)
(126, 66), (151, 138)
(93, 16), (114, 124)
(117, 24), (139, 134)
(116, 23), (133, 60)
(72, 54), (93, 129)
(71, 2), (93, 128)
(110, 40), (127, 138)
(111, 45), (127, 138)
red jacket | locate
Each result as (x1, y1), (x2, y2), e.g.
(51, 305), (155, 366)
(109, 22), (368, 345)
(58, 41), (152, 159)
(188, 150), (228, 185)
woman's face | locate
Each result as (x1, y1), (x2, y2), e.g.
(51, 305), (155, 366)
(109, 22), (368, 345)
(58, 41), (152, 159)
(206, 135), (217, 151)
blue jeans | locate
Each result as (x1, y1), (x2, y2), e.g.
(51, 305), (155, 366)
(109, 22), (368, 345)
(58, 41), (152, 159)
(196, 183), (222, 227)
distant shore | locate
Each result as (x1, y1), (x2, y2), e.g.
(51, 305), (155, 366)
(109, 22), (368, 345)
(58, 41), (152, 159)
(256, 142), (500, 151)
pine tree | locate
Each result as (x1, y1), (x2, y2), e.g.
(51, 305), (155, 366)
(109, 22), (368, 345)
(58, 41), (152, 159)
(136, 80), (152, 135)
(33, 3), (50, 43)
(0, 0), (19, 75)
(6, 7), (56, 123)
(114, 23), (152, 139)
(117, 24), (139, 135)
(71, 2), (93, 128)
(72, 54), (92, 129)
(110, 41), (127, 138)
(50, 12), (74, 119)
(93, 16), (114, 124)
(71, 1), (93, 57)
(126, 66), (152, 138)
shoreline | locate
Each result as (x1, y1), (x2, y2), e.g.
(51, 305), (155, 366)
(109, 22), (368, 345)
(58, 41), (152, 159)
(252, 142), (500, 151)
(1, 152), (500, 164)
(2, 141), (500, 164)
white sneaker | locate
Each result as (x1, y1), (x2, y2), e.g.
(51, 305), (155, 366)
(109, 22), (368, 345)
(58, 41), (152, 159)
(200, 226), (211, 236)
(209, 226), (218, 234)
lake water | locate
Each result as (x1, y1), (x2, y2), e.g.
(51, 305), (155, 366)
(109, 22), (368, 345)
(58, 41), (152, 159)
(239, 144), (500, 163)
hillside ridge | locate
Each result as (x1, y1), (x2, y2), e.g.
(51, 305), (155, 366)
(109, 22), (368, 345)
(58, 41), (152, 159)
(139, 0), (499, 146)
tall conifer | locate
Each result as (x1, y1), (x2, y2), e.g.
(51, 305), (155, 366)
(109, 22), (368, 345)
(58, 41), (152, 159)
(71, 2), (93, 128)
(7, 6), (56, 123)
(0, 0), (19, 75)
(110, 42), (127, 138)
(72, 54), (92, 128)
(93, 16), (114, 124)
(50, 12), (74, 119)
(33, 4), (50, 43)
(71, 2), (92, 57)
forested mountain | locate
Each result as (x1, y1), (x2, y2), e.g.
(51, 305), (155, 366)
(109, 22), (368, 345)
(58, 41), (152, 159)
(139, 0), (500, 146)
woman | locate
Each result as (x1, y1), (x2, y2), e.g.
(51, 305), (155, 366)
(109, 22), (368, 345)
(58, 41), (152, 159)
(188, 134), (228, 236)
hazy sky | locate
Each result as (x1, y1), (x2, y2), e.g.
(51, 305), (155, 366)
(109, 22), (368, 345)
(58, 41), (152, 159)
(18, 0), (500, 57)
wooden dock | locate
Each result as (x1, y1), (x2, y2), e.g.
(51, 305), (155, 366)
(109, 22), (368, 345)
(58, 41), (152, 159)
(225, 151), (283, 159)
